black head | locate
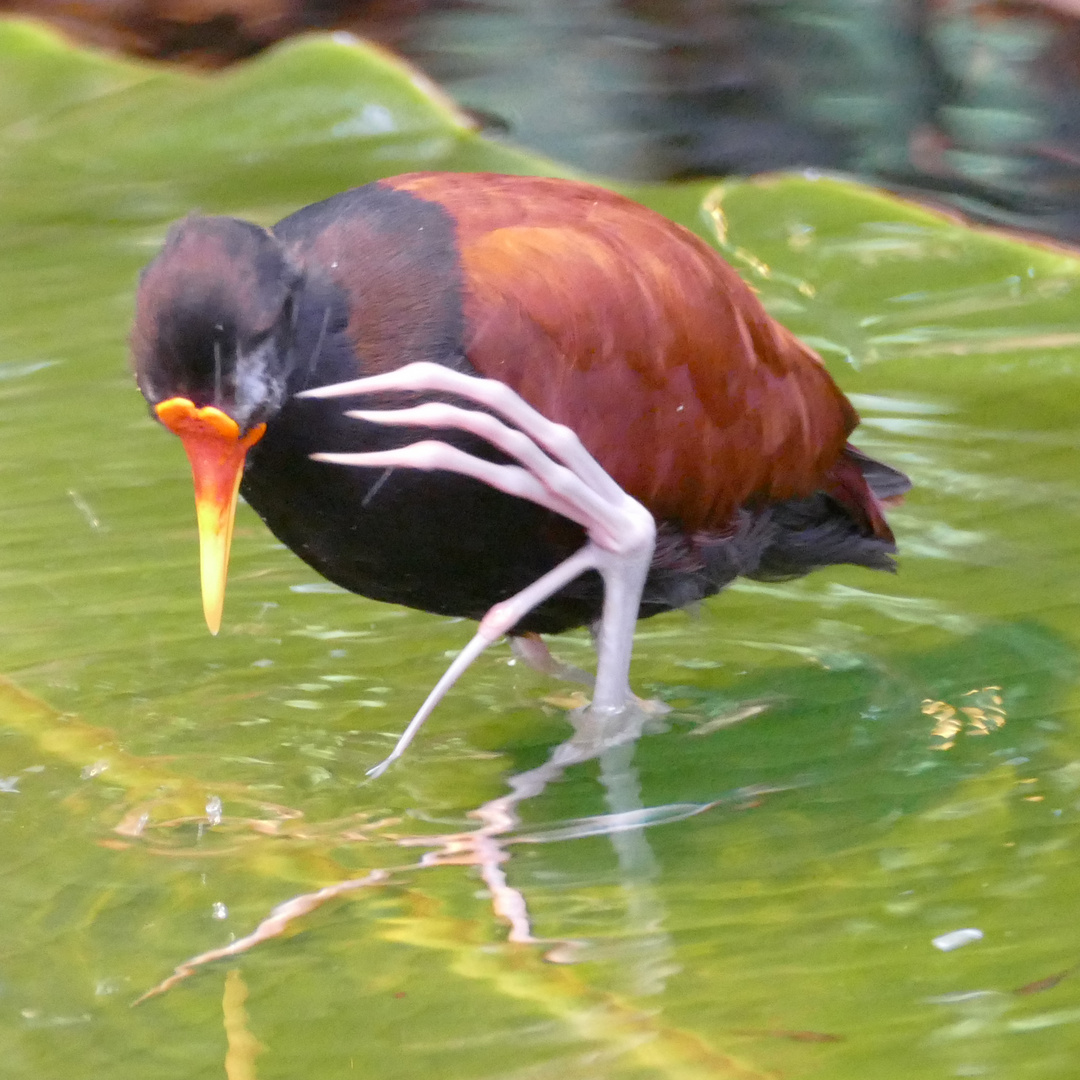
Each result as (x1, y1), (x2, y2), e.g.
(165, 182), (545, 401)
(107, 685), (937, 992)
(131, 214), (304, 431)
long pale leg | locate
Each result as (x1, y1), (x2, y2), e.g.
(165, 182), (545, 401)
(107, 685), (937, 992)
(301, 362), (657, 773)
(364, 543), (602, 778)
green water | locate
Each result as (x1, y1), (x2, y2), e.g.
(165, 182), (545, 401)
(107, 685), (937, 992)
(2, 21), (1080, 1079)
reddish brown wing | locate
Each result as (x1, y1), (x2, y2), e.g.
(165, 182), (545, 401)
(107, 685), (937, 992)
(385, 173), (861, 533)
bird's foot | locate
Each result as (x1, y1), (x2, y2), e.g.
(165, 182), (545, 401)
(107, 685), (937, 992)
(301, 362), (657, 775)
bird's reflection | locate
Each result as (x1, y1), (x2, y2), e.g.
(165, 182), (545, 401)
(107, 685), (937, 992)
(405, 702), (678, 998)
(595, 738), (677, 996)
(137, 701), (701, 1000)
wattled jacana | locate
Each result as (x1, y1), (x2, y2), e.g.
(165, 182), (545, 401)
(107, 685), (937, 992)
(132, 172), (909, 776)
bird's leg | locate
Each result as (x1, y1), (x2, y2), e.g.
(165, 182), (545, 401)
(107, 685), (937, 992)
(362, 543), (606, 778)
(510, 632), (595, 689)
(301, 362), (657, 772)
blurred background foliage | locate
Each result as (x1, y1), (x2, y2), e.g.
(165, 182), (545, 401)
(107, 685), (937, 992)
(5, 0), (1080, 241)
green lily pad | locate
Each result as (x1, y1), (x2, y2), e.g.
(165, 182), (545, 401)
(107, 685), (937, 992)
(2, 19), (1080, 1080)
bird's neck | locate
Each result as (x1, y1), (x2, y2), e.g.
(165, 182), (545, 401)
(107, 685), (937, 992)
(283, 276), (358, 397)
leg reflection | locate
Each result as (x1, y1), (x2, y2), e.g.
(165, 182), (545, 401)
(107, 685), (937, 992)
(139, 704), (741, 1001)
(410, 702), (678, 996)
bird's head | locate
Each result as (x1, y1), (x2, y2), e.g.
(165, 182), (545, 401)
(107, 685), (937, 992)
(131, 214), (304, 634)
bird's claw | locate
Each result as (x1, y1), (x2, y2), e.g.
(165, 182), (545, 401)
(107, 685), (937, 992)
(306, 362), (657, 774)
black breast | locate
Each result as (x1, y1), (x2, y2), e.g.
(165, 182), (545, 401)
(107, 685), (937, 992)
(240, 181), (603, 633)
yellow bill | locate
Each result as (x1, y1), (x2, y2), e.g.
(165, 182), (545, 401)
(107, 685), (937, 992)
(155, 397), (266, 634)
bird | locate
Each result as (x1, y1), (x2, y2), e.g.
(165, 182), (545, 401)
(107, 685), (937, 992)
(131, 171), (910, 776)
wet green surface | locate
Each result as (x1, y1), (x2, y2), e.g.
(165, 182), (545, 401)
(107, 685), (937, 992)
(2, 19), (1080, 1079)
